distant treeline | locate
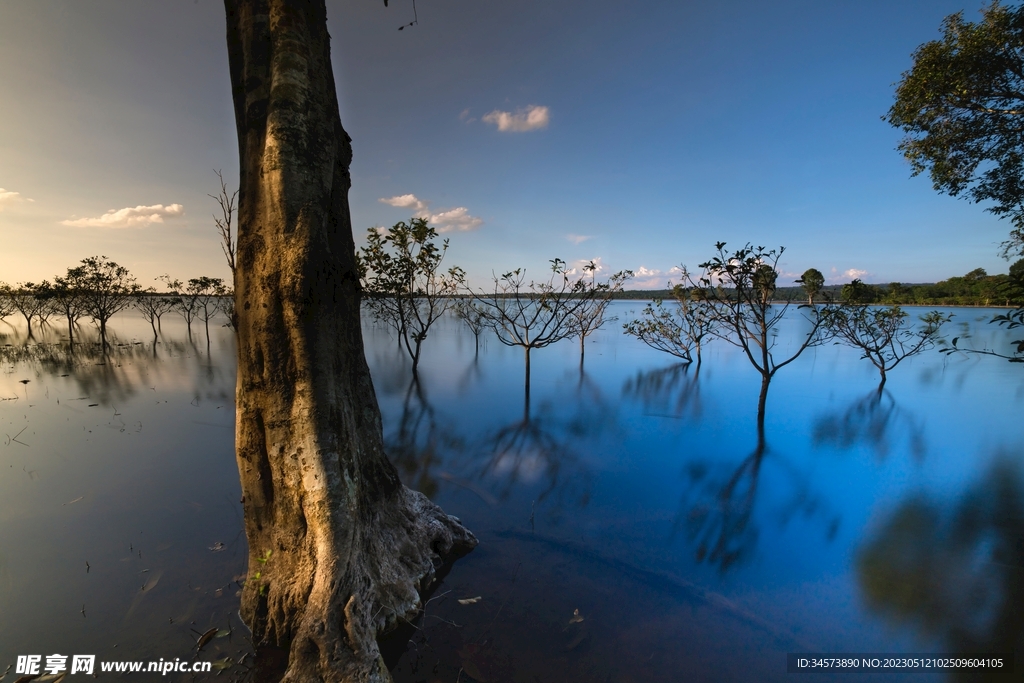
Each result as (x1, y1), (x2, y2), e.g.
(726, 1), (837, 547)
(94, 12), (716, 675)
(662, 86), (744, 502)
(607, 265), (1024, 306)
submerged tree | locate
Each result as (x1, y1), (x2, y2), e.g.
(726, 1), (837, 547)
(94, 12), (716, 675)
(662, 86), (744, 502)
(692, 243), (831, 425)
(453, 299), (489, 357)
(224, 2), (475, 681)
(134, 287), (177, 339)
(40, 268), (89, 348)
(189, 276), (228, 344)
(822, 306), (951, 387)
(4, 282), (48, 339)
(0, 282), (16, 322)
(473, 258), (602, 405)
(358, 218), (464, 373)
(568, 262), (632, 366)
(77, 256), (140, 347)
(624, 278), (718, 367)
(160, 276), (200, 341)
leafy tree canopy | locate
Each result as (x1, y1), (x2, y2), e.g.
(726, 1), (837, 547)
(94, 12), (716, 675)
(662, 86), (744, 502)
(887, 1), (1024, 256)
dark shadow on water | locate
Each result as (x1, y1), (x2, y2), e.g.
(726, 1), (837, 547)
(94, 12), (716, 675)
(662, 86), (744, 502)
(857, 456), (1024, 680)
(812, 387), (926, 460)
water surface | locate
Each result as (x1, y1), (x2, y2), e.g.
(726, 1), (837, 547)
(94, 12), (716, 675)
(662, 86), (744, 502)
(0, 303), (1021, 681)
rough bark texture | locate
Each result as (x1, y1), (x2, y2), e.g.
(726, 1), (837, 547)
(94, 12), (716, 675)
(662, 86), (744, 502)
(224, 2), (477, 681)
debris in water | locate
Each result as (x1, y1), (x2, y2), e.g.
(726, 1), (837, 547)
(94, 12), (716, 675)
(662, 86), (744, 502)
(568, 608), (584, 624)
(63, 497), (83, 506)
(208, 542), (225, 552)
(195, 627), (218, 651)
(457, 596), (482, 605)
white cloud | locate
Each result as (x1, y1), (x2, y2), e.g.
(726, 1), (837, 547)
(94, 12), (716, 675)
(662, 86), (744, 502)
(0, 187), (33, 209)
(380, 194), (428, 213)
(429, 206), (483, 233)
(482, 105), (550, 133)
(630, 266), (668, 289)
(61, 203), (184, 228)
(379, 194), (483, 233)
(843, 268), (868, 280)
(566, 233), (591, 245)
(459, 108), (476, 124)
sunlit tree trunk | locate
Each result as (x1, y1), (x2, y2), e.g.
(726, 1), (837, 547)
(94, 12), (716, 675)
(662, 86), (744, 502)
(225, 2), (475, 681)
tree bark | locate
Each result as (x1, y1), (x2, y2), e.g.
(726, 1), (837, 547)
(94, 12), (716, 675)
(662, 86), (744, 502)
(225, 2), (476, 681)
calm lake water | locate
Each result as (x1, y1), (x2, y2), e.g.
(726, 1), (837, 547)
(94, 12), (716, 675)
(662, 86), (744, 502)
(0, 302), (1021, 682)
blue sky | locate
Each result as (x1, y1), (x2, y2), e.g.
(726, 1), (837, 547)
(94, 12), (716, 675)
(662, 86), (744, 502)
(0, 0), (1017, 290)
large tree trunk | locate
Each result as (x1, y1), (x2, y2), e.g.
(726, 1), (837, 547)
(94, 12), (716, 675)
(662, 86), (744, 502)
(224, 2), (476, 681)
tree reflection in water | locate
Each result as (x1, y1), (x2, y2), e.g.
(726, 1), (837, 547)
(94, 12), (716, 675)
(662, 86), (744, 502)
(621, 360), (840, 574)
(681, 426), (839, 574)
(621, 362), (703, 422)
(476, 368), (621, 512)
(385, 378), (467, 502)
(813, 387), (926, 459)
(858, 457), (1024, 680)
(0, 326), (230, 406)
(381, 363), (609, 518)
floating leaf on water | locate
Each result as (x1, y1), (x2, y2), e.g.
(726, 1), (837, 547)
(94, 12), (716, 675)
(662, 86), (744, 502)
(141, 572), (161, 592)
(208, 542), (225, 552)
(210, 657), (233, 671)
(568, 608), (584, 624)
(195, 627), (218, 651)
(215, 628), (230, 638)
(457, 596), (482, 605)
